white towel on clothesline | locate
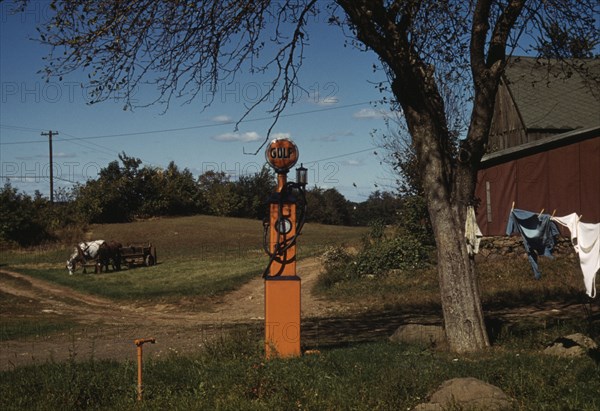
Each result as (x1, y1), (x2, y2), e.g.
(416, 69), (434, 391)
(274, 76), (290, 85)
(552, 213), (599, 298)
(465, 206), (482, 256)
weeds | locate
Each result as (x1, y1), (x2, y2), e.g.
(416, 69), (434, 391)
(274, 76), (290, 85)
(315, 224), (433, 292)
(1, 327), (598, 410)
(1, 216), (598, 409)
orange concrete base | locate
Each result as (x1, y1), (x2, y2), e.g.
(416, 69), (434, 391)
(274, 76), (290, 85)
(264, 276), (301, 358)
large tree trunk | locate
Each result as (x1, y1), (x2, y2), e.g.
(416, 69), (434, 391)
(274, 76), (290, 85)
(337, 0), (500, 353)
(404, 102), (490, 353)
(429, 199), (490, 352)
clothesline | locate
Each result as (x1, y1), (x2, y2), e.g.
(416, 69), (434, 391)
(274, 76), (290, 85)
(506, 206), (598, 299)
(510, 201), (557, 218)
(511, 201), (581, 221)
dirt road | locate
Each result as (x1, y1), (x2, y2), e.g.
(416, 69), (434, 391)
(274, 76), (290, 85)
(0, 257), (362, 370)
(1, 257), (595, 370)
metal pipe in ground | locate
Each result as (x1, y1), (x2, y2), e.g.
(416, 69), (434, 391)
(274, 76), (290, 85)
(134, 338), (156, 401)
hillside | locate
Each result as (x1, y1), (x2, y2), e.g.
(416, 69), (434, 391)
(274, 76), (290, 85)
(0, 215), (369, 368)
(1, 215), (596, 373)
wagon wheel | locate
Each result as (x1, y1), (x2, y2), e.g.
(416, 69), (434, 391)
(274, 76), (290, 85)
(144, 254), (155, 267)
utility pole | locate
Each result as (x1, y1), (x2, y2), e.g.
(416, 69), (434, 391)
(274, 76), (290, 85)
(41, 130), (58, 203)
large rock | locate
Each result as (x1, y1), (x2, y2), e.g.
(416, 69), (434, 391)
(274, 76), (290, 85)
(544, 333), (599, 358)
(413, 377), (516, 411)
(389, 324), (447, 350)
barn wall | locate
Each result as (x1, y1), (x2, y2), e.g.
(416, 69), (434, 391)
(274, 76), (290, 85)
(475, 135), (600, 236)
(580, 137), (600, 221)
(475, 162), (516, 236)
(488, 79), (527, 152)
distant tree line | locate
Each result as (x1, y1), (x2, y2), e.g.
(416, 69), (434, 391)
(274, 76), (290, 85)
(1, 153), (431, 247)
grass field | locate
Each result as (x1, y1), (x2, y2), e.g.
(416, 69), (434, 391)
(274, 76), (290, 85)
(1, 215), (367, 301)
(1, 326), (598, 410)
(314, 254), (594, 312)
(1, 215), (599, 410)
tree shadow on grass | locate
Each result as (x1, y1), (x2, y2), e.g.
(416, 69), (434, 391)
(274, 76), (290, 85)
(301, 307), (443, 350)
(299, 296), (598, 351)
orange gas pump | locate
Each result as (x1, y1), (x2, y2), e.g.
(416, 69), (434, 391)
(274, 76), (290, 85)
(263, 138), (307, 358)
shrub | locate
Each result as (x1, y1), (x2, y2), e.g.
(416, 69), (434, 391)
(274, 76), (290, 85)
(316, 246), (357, 289)
(317, 233), (432, 290)
(354, 234), (430, 275)
(396, 195), (434, 246)
(0, 182), (54, 246)
(320, 245), (353, 273)
(363, 218), (386, 245)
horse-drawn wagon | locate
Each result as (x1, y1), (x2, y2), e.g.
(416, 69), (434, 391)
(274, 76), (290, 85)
(66, 240), (157, 274)
(119, 243), (157, 268)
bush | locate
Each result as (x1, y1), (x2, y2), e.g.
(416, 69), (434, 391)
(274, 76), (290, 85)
(0, 183), (55, 246)
(316, 246), (357, 289)
(317, 233), (432, 290)
(396, 195), (434, 246)
(320, 246), (353, 273)
(354, 235), (430, 275)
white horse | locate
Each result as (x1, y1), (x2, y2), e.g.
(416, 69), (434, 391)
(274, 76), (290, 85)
(66, 240), (105, 275)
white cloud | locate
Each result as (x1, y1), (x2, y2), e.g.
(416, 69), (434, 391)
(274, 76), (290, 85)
(342, 159), (363, 166)
(212, 115), (233, 123)
(54, 152), (77, 159)
(270, 132), (291, 140)
(353, 108), (389, 119)
(308, 91), (339, 106)
(320, 96), (339, 105)
(212, 131), (262, 142)
(316, 131), (354, 142)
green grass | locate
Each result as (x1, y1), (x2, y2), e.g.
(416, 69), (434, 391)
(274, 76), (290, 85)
(0, 316), (79, 342)
(12, 257), (264, 301)
(314, 253), (593, 313)
(1, 215), (367, 265)
(2, 216), (599, 409)
(0, 216), (366, 344)
(0, 215), (367, 302)
(0, 286), (81, 341)
(1, 326), (598, 410)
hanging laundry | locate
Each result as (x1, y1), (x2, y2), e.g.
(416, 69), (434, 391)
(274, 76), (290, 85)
(465, 206), (482, 256)
(552, 213), (599, 298)
(506, 208), (559, 279)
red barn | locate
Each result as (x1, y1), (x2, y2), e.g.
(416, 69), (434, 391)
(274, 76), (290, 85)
(475, 57), (600, 235)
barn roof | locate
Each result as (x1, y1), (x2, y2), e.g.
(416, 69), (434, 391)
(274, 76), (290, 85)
(481, 125), (600, 168)
(503, 57), (600, 130)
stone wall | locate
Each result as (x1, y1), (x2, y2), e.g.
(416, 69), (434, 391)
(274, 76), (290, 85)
(477, 235), (575, 260)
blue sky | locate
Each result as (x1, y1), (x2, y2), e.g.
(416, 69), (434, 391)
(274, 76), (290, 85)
(0, 2), (397, 203)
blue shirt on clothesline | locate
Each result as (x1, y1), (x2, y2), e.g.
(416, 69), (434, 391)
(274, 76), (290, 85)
(506, 208), (560, 279)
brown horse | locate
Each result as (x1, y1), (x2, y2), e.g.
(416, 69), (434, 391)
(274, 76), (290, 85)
(97, 241), (123, 272)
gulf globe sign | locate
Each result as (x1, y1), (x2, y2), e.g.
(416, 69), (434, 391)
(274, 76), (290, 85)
(265, 138), (299, 172)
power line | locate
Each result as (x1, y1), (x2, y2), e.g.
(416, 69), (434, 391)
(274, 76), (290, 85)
(2, 145), (381, 183)
(0, 124), (45, 133)
(56, 131), (167, 169)
(303, 147), (377, 165)
(0, 175), (79, 184)
(58, 131), (131, 159)
(0, 100), (380, 145)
